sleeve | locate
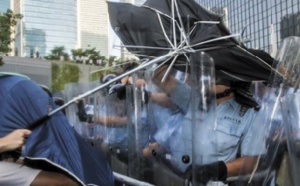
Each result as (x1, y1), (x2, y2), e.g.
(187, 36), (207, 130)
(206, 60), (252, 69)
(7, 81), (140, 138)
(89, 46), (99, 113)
(240, 110), (267, 157)
(169, 80), (191, 114)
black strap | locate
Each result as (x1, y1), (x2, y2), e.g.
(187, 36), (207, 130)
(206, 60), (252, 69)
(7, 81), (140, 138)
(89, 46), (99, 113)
(216, 89), (234, 99)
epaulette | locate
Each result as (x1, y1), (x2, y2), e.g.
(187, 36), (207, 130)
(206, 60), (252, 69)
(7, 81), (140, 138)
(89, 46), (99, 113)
(239, 106), (249, 117)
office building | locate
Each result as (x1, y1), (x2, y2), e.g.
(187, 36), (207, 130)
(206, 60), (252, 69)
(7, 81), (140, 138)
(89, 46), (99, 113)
(12, 0), (77, 58)
(0, 0), (10, 13)
(197, 0), (300, 56)
(78, 0), (109, 57)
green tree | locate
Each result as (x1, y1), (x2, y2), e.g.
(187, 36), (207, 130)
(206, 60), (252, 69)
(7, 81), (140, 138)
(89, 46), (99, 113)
(46, 46), (69, 61)
(0, 10), (22, 54)
(71, 47), (106, 65)
(52, 62), (81, 92)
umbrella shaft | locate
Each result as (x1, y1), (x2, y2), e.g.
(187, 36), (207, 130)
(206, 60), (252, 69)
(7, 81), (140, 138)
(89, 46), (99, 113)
(49, 52), (177, 117)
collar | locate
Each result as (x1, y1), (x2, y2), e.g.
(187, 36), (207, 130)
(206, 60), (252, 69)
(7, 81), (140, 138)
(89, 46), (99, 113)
(216, 88), (234, 99)
(219, 97), (240, 111)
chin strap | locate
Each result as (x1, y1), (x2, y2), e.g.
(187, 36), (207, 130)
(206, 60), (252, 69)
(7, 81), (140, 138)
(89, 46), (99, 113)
(216, 88), (234, 99)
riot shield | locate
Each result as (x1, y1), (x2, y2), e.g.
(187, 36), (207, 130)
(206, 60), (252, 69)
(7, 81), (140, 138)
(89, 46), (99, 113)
(92, 82), (129, 175)
(278, 36), (300, 186)
(230, 85), (284, 186)
(233, 37), (300, 186)
(64, 81), (99, 140)
(126, 52), (219, 186)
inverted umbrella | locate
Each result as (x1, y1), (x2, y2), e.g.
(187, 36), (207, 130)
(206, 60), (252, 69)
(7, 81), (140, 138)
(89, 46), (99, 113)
(108, 0), (280, 82)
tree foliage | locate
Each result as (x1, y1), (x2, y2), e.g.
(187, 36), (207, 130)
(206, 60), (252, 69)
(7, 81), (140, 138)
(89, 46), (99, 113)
(52, 62), (81, 92)
(0, 10), (22, 54)
(71, 47), (106, 65)
(46, 46), (69, 61)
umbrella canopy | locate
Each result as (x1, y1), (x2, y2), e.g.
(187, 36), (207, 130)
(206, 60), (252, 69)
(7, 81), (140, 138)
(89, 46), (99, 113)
(108, 0), (277, 82)
(0, 75), (114, 186)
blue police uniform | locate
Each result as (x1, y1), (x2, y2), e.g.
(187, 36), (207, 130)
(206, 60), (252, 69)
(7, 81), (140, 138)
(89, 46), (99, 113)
(99, 96), (149, 151)
(156, 80), (265, 174)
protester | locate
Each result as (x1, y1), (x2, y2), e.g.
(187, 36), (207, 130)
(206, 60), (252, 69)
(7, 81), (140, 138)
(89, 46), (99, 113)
(0, 73), (114, 186)
(0, 129), (79, 186)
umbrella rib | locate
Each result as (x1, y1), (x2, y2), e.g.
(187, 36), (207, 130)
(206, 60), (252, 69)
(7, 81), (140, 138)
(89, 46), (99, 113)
(90, 61), (140, 74)
(190, 34), (240, 48)
(111, 47), (163, 58)
(47, 52), (178, 118)
(219, 70), (247, 81)
(142, 5), (183, 44)
(236, 45), (286, 79)
(173, 0), (189, 47)
(113, 44), (172, 50)
(172, 0), (177, 48)
(194, 21), (220, 24)
(156, 12), (175, 49)
(153, 56), (174, 71)
(161, 55), (179, 83)
(189, 24), (197, 36)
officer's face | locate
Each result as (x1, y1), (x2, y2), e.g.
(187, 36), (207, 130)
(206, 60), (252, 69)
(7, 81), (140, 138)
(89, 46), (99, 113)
(215, 84), (230, 94)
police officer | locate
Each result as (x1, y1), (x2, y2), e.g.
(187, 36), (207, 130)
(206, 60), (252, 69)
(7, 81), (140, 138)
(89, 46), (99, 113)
(146, 66), (265, 185)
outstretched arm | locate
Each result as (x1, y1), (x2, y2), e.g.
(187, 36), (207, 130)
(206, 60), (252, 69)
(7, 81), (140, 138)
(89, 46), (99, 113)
(96, 116), (128, 127)
(151, 65), (179, 95)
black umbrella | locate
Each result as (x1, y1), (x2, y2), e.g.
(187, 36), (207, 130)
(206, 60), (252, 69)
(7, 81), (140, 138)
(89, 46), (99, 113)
(108, 0), (280, 82)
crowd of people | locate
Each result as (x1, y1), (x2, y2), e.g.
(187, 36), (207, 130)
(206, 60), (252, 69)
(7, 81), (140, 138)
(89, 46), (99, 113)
(71, 51), (287, 186)
(0, 48), (295, 186)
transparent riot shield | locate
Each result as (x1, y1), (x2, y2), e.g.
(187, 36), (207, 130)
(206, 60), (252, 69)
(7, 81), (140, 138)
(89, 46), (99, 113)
(190, 52), (219, 186)
(126, 52), (219, 186)
(64, 81), (99, 140)
(92, 82), (129, 176)
(230, 85), (284, 186)
(278, 36), (300, 186)
(232, 37), (300, 186)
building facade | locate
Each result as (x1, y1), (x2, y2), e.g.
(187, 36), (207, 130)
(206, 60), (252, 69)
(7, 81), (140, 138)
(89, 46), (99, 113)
(197, 0), (300, 56)
(78, 0), (109, 57)
(0, 0), (10, 13)
(12, 0), (77, 58)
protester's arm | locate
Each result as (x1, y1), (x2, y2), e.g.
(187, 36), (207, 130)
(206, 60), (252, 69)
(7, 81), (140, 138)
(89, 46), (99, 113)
(151, 65), (178, 95)
(149, 92), (177, 108)
(0, 129), (31, 153)
(97, 116), (128, 127)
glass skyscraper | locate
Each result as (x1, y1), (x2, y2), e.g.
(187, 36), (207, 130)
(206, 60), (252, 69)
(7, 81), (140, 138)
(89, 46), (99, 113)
(0, 0), (10, 13)
(13, 0), (77, 58)
(197, 0), (300, 55)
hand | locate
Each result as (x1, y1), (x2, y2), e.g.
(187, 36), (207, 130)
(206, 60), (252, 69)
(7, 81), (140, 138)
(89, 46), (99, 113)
(108, 83), (126, 100)
(183, 161), (227, 185)
(0, 129), (31, 153)
(77, 100), (87, 122)
(135, 79), (146, 88)
(142, 142), (165, 157)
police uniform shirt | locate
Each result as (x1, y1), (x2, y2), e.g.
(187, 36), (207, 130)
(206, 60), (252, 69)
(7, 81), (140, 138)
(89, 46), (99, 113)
(168, 88), (265, 173)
